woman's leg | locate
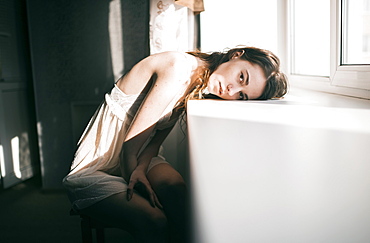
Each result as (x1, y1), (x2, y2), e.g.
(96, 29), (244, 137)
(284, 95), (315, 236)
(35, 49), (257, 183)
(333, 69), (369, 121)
(147, 163), (190, 243)
(80, 191), (168, 243)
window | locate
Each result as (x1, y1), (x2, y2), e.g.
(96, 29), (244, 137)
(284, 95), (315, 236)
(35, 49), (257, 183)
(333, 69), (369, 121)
(199, 0), (370, 98)
(342, 0), (370, 64)
(288, 0), (370, 99)
(290, 0), (330, 77)
(331, 0), (370, 92)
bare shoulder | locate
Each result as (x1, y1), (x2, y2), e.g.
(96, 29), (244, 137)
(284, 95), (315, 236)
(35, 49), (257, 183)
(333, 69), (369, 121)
(117, 51), (197, 94)
(148, 51), (198, 74)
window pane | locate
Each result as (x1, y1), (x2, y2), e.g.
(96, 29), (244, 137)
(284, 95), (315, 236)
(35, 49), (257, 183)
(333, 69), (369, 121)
(342, 0), (370, 65)
(291, 0), (330, 76)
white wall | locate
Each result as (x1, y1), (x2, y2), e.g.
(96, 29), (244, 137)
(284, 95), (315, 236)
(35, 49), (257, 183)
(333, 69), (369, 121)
(187, 89), (370, 242)
(200, 0), (278, 53)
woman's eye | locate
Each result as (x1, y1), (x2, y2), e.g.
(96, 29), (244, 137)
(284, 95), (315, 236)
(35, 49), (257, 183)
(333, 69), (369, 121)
(239, 91), (244, 100)
(239, 92), (248, 100)
(239, 73), (244, 83)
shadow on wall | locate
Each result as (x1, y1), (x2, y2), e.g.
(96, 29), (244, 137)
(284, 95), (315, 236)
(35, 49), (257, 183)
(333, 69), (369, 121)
(27, 0), (150, 189)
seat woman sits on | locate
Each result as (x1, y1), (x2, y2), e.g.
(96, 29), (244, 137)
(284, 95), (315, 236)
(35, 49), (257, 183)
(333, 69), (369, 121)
(63, 46), (288, 243)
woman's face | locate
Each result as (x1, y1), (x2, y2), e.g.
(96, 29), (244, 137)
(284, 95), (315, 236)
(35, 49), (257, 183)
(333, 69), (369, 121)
(207, 54), (267, 100)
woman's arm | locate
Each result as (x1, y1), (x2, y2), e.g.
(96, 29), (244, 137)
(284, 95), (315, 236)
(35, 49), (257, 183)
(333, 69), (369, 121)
(136, 125), (175, 175)
(120, 52), (193, 143)
(117, 52), (193, 204)
(119, 52), (191, 176)
(125, 124), (176, 207)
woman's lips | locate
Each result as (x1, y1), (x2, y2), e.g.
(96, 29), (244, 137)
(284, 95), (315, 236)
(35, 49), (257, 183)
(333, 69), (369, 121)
(219, 82), (223, 95)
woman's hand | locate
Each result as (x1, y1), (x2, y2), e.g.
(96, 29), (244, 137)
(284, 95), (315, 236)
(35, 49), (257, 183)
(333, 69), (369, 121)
(127, 167), (163, 209)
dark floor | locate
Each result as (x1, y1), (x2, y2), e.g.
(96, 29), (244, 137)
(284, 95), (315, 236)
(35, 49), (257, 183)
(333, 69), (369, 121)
(0, 176), (134, 243)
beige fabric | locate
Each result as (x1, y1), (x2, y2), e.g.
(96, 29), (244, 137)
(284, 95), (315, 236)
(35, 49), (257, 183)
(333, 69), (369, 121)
(63, 84), (181, 210)
(63, 156), (169, 211)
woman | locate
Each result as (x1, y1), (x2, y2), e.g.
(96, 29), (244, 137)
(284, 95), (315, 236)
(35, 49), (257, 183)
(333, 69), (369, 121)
(63, 46), (288, 242)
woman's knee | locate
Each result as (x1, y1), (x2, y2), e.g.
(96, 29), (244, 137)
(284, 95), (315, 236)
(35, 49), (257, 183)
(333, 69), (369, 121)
(135, 210), (168, 237)
(155, 178), (187, 199)
(147, 164), (188, 202)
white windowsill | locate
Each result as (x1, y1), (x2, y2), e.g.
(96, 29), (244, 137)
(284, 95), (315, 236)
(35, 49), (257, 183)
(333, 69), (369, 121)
(288, 75), (370, 100)
(187, 88), (370, 243)
(188, 87), (370, 127)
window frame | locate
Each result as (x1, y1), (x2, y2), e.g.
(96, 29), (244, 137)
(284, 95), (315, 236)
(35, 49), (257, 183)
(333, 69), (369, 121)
(286, 0), (370, 99)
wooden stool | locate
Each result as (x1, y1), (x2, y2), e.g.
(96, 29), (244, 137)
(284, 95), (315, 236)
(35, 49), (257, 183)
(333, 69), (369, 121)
(70, 209), (111, 243)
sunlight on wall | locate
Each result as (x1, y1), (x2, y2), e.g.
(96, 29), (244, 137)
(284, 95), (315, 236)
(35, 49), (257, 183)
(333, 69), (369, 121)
(0, 144), (5, 178)
(149, 0), (193, 54)
(37, 122), (44, 176)
(200, 0), (278, 53)
(11, 136), (21, 179)
(109, 0), (124, 81)
(19, 132), (32, 178)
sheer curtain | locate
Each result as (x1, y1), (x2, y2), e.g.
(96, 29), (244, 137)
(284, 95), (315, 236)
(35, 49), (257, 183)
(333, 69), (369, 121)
(149, 0), (203, 54)
(149, 0), (203, 179)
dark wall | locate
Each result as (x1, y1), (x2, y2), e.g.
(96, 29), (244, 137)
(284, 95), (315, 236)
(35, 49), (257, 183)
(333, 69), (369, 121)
(27, 0), (149, 189)
(0, 0), (39, 188)
(121, 0), (150, 72)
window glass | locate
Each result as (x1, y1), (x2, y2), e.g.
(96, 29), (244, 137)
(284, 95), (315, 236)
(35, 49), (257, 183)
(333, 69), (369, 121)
(290, 0), (330, 77)
(342, 0), (370, 64)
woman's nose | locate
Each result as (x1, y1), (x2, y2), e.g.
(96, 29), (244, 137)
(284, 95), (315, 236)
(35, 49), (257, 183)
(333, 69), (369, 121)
(226, 84), (241, 96)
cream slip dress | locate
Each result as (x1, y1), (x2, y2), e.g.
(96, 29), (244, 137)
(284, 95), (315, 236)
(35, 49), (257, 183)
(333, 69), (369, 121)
(63, 84), (182, 211)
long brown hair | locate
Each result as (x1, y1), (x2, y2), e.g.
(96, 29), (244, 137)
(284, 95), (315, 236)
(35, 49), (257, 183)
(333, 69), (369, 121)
(175, 46), (288, 110)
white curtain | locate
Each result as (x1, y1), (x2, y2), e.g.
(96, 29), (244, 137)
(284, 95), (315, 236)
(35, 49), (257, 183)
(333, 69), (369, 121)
(149, 0), (197, 54)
